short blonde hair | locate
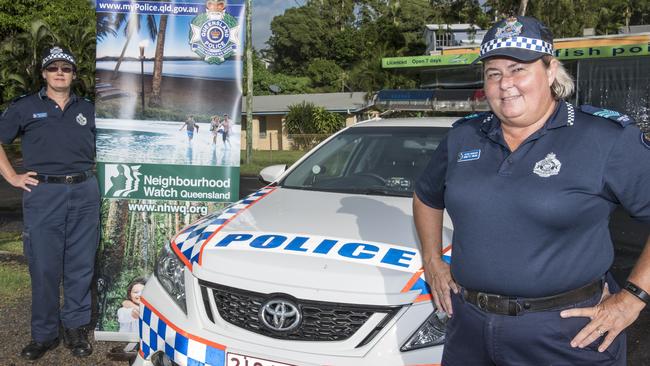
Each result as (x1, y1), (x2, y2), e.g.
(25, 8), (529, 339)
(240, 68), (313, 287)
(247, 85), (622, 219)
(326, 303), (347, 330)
(542, 55), (575, 99)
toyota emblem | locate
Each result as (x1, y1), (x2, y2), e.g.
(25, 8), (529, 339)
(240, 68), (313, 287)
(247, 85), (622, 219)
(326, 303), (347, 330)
(259, 298), (301, 332)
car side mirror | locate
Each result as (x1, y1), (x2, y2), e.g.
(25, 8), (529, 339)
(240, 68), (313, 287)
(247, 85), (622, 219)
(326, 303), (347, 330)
(258, 164), (287, 184)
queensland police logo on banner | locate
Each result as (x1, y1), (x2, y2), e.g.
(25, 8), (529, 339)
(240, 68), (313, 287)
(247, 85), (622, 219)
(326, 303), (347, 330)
(189, 3), (240, 64)
(104, 164), (142, 198)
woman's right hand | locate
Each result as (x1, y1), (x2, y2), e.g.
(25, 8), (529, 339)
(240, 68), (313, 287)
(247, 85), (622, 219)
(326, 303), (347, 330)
(7, 171), (38, 192)
(423, 258), (459, 316)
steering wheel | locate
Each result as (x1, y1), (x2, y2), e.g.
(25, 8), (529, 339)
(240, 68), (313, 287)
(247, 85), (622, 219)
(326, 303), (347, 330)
(351, 172), (386, 185)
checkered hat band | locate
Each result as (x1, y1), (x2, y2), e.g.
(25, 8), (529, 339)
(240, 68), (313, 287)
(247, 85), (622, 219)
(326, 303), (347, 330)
(480, 36), (553, 56)
(42, 53), (76, 67)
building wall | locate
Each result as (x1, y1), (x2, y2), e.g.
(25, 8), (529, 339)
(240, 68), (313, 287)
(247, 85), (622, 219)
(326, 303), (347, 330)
(241, 113), (360, 151)
(240, 115), (290, 151)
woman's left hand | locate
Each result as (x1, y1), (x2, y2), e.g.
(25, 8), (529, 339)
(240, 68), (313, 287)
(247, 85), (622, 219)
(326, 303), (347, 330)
(560, 284), (645, 352)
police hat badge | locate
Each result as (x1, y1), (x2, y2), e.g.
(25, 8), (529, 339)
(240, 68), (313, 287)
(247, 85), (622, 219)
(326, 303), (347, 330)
(76, 113), (87, 126)
(188, 0), (241, 64)
(495, 16), (523, 39)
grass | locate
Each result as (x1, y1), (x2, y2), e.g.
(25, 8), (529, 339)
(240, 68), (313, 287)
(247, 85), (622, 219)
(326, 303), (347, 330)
(0, 232), (29, 303)
(240, 150), (306, 175)
(0, 263), (30, 303)
(0, 232), (22, 254)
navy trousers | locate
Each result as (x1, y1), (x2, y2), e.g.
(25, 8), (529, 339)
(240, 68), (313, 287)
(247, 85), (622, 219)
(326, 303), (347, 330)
(22, 176), (100, 342)
(442, 282), (626, 366)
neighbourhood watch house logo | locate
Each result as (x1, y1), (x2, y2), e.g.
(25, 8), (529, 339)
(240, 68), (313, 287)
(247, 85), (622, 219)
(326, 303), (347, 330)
(99, 163), (234, 202)
(105, 164), (142, 198)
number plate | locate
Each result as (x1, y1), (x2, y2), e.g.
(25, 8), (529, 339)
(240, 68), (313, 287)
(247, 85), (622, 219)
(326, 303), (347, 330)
(226, 352), (295, 366)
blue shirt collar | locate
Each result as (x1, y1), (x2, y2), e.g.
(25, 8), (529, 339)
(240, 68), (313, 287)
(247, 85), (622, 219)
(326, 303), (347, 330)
(38, 87), (77, 103)
(480, 100), (573, 136)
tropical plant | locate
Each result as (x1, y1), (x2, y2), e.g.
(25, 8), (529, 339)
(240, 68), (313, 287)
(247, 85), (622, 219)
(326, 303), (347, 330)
(0, 20), (58, 101)
(103, 11), (157, 79)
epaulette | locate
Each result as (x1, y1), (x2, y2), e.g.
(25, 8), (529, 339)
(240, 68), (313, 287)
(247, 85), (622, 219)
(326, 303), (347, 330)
(580, 105), (634, 127)
(1, 94), (28, 117)
(452, 112), (489, 128)
(83, 97), (94, 104)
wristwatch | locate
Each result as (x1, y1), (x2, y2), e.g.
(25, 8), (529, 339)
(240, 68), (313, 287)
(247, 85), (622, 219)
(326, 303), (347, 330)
(624, 281), (650, 305)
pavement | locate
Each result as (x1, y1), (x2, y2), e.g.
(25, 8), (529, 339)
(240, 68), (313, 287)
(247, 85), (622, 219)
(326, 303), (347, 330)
(0, 174), (649, 364)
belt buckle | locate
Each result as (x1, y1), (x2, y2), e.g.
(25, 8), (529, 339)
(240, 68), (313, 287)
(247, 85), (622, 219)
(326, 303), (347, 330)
(477, 292), (489, 311)
(65, 175), (74, 184)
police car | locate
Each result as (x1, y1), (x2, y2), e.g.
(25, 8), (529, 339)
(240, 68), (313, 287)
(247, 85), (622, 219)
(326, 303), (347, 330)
(134, 117), (456, 366)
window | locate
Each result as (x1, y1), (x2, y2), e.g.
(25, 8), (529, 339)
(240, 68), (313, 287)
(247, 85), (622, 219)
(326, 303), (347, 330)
(258, 117), (267, 138)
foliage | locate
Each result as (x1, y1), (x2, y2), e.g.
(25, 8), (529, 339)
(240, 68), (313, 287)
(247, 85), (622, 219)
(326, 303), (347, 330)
(261, 0), (650, 97)
(0, 0), (95, 106)
(0, 231), (22, 254)
(243, 52), (313, 95)
(306, 59), (345, 92)
(483, 0), (649, 38)
(96, 198), (229, 331)
(96, 98), (213, 123)
(284, 101), (344, 149)
(0, 263), (30, 304)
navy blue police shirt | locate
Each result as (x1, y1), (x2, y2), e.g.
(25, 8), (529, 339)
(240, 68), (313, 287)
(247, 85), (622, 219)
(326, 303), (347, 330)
(0, 88), (95, 175)
(415, 101), (650, 298)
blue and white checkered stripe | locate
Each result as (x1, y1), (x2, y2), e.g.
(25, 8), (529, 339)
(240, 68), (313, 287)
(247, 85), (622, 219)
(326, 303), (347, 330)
(172, 187), (277, 268)
(42, 52), (76, 67)
(480, 36), (553, 57)
(140, 299), (226, 366)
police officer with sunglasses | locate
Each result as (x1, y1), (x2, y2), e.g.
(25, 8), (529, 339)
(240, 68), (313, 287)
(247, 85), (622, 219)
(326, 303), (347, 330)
(0, 46), (98, 360)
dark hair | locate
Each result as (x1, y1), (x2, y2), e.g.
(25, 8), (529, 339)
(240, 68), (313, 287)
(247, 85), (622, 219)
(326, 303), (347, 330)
(126, 277), (147, 300)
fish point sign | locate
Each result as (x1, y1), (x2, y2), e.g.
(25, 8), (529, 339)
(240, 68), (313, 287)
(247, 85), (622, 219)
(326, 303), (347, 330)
(382, 43), (650, 68)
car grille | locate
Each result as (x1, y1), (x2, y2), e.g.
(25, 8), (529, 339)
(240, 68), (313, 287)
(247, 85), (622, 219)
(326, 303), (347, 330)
(199, 280), (401, 342)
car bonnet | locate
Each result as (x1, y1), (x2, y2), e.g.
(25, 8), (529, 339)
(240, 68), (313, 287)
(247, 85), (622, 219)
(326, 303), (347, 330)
(171, 187), (453, 305)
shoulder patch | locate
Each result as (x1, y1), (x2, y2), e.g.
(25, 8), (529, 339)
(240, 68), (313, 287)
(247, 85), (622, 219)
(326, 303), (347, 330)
(580, 105), (634, 127)
(11, 94), (28, 104)
(642, 131), (650, 150)
(452, 112), (489, 127)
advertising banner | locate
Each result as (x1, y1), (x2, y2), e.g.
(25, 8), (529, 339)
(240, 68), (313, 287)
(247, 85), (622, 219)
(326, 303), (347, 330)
(382, 43), (650, 68)
(94, 0), (245, 340)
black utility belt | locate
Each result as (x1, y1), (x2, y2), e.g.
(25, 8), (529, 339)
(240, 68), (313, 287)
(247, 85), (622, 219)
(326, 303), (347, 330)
(36, 170), (94, 184)
(463, 279), (601, 316)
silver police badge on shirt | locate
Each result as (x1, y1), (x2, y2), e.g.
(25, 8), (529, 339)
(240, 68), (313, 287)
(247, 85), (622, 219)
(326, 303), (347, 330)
(533, 153), (562, 177)
(76, 113), (87, 126)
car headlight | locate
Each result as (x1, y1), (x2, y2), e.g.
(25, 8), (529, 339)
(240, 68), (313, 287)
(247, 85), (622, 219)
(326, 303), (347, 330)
(154, 242), (187, 314)
(400, 310), (448, 352)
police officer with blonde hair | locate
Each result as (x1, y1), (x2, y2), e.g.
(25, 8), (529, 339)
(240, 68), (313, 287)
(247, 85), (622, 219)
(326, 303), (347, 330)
(0, 46), (98, 360)
(414, 16), (650, 365)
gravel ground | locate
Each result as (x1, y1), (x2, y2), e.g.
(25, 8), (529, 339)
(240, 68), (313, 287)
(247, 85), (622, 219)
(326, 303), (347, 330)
(0, 251), (133, 366)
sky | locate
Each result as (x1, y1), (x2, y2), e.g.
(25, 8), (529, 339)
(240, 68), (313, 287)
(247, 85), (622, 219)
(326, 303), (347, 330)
(97, 0), (295, 58)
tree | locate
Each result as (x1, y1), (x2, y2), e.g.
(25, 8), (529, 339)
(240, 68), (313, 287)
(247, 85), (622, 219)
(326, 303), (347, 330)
(306, 59), (345, 92)
(149, 15), (168, 108)
(107, 12), (157, 79)
(0, 20), (58, 101)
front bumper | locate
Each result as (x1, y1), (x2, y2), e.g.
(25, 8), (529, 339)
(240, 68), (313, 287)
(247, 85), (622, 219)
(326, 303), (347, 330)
(134, 274), (443, 366)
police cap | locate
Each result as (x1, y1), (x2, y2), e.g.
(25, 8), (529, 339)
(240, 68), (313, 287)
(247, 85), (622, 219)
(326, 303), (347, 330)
(41, 46), (77, 70)
(474, 16), (554, 64)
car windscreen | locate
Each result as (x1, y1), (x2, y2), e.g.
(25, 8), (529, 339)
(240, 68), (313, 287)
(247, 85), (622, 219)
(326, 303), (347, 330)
(281, 126), (448, 197)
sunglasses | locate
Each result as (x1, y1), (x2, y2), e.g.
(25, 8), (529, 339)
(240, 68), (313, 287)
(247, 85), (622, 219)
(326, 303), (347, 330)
(45, 66), (74, 73)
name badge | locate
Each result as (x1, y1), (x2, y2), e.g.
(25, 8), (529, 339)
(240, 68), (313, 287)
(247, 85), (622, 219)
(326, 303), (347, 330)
(33, 112), (47, 118)
(457, 149), (481, 162)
